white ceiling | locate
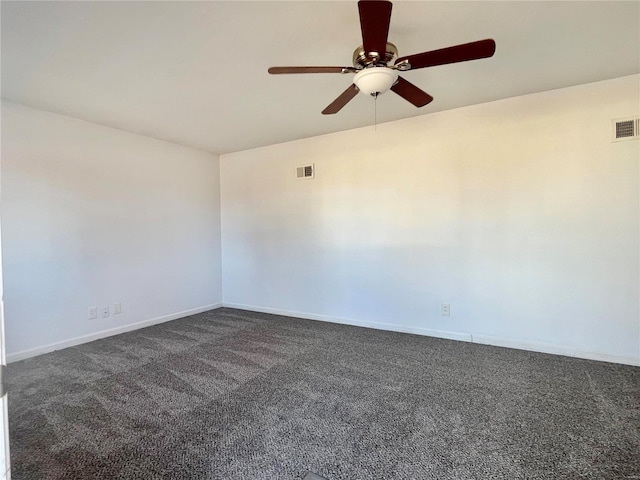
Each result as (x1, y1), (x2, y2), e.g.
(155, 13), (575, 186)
(2, 1), (639, 155)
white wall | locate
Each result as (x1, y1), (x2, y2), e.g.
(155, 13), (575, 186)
(221, 75), (640, 365)
(1, 101), (222, 360)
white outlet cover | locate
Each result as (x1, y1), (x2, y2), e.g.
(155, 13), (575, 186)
(88, 306), (97, 319)
(113, 303), (122, 315)
(101, 306), (110, 318)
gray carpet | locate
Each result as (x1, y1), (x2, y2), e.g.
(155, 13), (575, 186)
(6, 308), (640, 479)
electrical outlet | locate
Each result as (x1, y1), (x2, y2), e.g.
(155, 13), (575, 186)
(101, 306), (110, 318)
(113, 302), (122, 315)
(88, 306), (97, 320)
(441, 303), (450, 316)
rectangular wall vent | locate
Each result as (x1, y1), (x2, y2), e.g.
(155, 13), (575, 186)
(296, 164), (314, 179)
(612, 117), (640, 142)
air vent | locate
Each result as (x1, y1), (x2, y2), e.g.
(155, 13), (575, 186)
(296, 164), (314, 179)
(612, 117), (640, 142)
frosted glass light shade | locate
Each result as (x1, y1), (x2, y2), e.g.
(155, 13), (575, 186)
(353, 67), (398, 95)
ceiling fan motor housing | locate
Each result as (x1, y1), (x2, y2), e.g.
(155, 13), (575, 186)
(353, 42), (398, 68)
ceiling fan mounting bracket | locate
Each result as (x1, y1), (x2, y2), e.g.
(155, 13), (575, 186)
(393, 59), (411, 71)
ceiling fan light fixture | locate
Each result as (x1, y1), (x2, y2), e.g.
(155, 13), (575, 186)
(353, 67), (398, 96)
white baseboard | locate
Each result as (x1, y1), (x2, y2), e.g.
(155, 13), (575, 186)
(7, 303), (222, 363)
(470, 334), (640, 366)
(223, 302), (640, 367)
(9, 302), (638, 367)
(222, 302), (473, 342)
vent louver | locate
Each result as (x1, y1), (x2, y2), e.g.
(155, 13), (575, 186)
(612, 117), (640, 142)
(296, 164), (314, 179)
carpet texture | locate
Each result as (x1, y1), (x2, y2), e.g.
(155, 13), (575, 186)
(6, 308), (640, 479)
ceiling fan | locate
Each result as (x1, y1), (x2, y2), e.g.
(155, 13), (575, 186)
(268, 0), (496, 115)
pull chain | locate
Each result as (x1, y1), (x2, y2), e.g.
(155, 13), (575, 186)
(373, 93), (378, 130)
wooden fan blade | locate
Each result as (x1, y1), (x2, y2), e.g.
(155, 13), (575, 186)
(395, 39), (496, 70)
(322, 84), (359, 115)
(358, 0), (392, 61)
(268, 66), (352, 74)
(390, 76), (433, 107)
